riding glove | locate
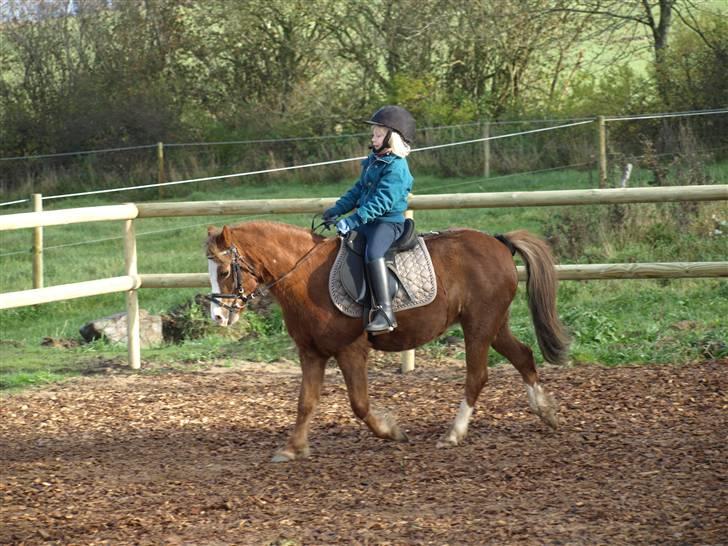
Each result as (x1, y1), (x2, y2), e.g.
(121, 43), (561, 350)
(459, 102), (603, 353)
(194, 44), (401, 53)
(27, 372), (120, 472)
(336, 216), (360, 235)
(322, 208), (339, 224)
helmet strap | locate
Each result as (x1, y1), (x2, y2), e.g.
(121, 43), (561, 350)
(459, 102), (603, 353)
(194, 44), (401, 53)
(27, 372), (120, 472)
(372, 129), (392, 154)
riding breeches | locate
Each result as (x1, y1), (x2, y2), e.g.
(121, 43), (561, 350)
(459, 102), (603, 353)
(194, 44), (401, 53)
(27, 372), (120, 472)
(355, 220), (404, 262)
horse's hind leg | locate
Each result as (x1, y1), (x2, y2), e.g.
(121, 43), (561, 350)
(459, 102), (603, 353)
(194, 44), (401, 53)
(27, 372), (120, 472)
(272, 349), (327, 463)
(492, 321), (559, 429)
(337, 342), (408, 442)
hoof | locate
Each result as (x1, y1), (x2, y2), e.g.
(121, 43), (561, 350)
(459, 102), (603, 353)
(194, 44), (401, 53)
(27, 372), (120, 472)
(271, 450), (295, 463)
(393, 429), (410, 443)
(436, 435), (459, 449)
(540, 409), (560, 430)
(271, 445), (310, 463)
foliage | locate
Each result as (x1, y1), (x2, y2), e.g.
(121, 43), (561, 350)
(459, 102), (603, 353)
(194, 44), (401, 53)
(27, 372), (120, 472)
(558, 65), (655, 117)
(2, 0), (727, 195)
(660, 14), (728, 110)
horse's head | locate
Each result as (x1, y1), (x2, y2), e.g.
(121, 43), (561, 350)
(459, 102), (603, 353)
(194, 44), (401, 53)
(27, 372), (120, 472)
(205, 225), (257, 326)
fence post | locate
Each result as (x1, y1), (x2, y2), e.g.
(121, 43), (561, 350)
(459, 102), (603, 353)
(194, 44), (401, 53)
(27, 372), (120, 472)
(400, 201), (416, 373)
(123, 219), (141, 369)
(157, 142), (165, 199)
(597, 115), (607, 188)
(483, 121), (491, 178)
(32, 193), (43, 289)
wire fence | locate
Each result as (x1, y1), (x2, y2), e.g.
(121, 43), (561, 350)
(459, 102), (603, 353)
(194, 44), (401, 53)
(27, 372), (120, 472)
(0, 160), (594, 258)
(2, 109), (723, 163)
(0, 115), (601, 162)
(1, 108), (726, 209)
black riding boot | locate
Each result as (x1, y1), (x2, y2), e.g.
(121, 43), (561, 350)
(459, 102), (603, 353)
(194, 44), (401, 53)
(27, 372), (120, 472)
(365, 258), (397, 334)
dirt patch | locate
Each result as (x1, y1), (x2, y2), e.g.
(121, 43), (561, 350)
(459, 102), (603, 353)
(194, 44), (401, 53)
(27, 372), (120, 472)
(1, 358), (726, 545)
(40, 337), (81, 349)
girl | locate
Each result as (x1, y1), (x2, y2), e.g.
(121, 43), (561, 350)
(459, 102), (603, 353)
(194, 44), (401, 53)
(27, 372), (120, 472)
(323, 105), (416, 334)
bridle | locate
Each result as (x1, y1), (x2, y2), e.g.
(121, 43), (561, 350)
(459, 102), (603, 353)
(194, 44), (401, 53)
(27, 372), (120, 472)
(205, 245), (259, 312)
(205, 232), (328, 314)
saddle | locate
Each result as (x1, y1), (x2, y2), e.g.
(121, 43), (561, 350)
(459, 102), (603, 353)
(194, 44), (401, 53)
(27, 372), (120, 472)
(328, 219), (438, 319)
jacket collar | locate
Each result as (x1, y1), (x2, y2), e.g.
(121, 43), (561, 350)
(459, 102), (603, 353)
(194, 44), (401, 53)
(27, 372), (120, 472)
(369, 151), (396, 165)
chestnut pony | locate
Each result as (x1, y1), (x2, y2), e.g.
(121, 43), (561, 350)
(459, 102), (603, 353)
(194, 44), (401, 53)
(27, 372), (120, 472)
(206, 221), (570, 462)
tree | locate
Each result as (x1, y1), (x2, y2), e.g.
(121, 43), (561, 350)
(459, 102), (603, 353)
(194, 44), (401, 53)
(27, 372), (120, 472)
(661, 12), (728, 110)
(546, 0), (725, 107)
(441, 0), (601, 118)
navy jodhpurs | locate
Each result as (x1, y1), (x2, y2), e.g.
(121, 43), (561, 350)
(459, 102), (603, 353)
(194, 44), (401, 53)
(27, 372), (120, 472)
(355, 220), (404, 262)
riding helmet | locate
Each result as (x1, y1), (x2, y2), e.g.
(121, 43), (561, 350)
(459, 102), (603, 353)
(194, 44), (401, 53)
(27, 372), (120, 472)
(364, 106), (416, 144)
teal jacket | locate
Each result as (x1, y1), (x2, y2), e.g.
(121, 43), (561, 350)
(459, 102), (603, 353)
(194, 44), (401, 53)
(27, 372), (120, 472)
(330, 152), (413, 226)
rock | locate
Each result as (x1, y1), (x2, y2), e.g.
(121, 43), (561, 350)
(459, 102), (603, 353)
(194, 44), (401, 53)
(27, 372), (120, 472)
(79, 310), (163, 347)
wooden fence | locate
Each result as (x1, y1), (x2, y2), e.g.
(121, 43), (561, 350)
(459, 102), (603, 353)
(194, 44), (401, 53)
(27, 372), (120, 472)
(1, 184), (726, 370)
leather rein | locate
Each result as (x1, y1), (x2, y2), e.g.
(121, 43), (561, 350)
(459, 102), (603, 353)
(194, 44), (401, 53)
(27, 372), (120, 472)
(205, 238), (327, 313)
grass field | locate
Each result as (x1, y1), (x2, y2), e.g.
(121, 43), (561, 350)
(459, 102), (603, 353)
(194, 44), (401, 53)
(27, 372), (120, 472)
(1, 166), (726, 391)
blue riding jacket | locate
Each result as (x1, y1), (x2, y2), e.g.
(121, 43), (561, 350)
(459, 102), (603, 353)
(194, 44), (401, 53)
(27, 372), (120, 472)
(329, 152), (413, 226)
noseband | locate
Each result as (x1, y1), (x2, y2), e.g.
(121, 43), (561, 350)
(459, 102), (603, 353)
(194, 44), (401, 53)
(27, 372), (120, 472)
(206, 246), (260, 313)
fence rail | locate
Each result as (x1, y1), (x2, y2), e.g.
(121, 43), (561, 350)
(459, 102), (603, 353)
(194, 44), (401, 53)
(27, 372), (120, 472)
(0, 204), (138, 230)
(3, 260), (726, 310)
(1, 276), (138, 308)
(136, 262), (726, 288)
(132, 185), (728, 218)
(1, 184), (726, 370)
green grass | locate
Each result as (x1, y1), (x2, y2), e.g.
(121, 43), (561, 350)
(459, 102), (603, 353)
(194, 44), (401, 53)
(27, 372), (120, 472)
(1, 166), (727, 392)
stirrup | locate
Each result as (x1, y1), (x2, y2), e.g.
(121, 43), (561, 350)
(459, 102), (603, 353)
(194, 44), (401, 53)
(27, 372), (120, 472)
(366, 306), (396, 334)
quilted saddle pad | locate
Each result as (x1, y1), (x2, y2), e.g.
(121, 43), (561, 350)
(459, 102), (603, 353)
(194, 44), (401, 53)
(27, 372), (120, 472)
(328, 237), (437, 318)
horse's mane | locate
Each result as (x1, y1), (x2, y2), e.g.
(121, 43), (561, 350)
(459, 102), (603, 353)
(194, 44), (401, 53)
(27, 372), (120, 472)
(206, 220), (327, 260)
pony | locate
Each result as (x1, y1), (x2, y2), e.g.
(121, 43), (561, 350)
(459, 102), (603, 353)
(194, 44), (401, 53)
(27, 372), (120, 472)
(205, 221), (570, 462)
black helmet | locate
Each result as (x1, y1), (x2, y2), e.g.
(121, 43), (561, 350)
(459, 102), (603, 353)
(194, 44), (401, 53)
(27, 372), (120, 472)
(364, 105), (416, 144)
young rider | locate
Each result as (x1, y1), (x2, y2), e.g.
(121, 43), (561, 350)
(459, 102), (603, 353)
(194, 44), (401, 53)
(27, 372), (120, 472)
(323, 105), (416, 334)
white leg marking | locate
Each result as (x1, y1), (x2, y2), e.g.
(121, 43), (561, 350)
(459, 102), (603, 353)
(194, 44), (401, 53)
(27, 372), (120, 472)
(208, 259), (227, 325)
(438, 400), (473, 448)
(453, 399), (474, 438)
(526, 382), (559, 429)
(526, 383), (544, 416)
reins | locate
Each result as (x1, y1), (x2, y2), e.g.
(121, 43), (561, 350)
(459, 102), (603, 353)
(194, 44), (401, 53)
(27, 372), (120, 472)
(206, 230), (329, 313)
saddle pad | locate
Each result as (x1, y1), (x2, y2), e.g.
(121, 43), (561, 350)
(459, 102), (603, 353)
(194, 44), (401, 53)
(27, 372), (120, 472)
(329, 237), (437, 318)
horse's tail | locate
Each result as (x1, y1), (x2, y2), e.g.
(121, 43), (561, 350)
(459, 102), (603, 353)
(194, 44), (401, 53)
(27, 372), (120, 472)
(502, 230), (571, 365)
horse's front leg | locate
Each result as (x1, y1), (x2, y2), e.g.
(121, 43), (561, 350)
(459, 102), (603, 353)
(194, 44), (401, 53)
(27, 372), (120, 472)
(271, 350), (327, 463)
(337, 343), (408, 442)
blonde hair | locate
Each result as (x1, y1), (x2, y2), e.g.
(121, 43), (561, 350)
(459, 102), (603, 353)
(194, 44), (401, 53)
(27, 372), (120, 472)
(388, 131), (411, 158)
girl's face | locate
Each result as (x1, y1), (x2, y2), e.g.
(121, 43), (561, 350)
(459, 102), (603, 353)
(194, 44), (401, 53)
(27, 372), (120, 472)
(371, 125), (389, 150)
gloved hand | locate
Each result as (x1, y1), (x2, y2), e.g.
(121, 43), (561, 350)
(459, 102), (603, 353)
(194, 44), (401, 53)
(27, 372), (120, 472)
(322, 208), (339, 226)
(336, 216), (359, 236)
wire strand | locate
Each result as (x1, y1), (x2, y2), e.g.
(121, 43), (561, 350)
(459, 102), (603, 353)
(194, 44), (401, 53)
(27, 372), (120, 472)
(605, 108), (728, 122)
(9, 119), (593, 205)
(415, 120), (594, 152)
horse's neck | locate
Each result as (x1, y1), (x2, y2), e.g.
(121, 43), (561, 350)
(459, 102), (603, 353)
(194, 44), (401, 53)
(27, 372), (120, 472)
(241, 223), (318, 283)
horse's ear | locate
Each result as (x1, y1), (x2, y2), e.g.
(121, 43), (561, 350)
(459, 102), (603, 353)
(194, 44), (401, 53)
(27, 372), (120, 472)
(207, 225), (218, 236)
(221, 225), (234, 246)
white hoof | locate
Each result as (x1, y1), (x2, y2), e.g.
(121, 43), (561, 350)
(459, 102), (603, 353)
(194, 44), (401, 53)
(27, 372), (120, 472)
(436, 432), (459, 448)
(270, 445), (310, 463)
(271, 452), (294, 463)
